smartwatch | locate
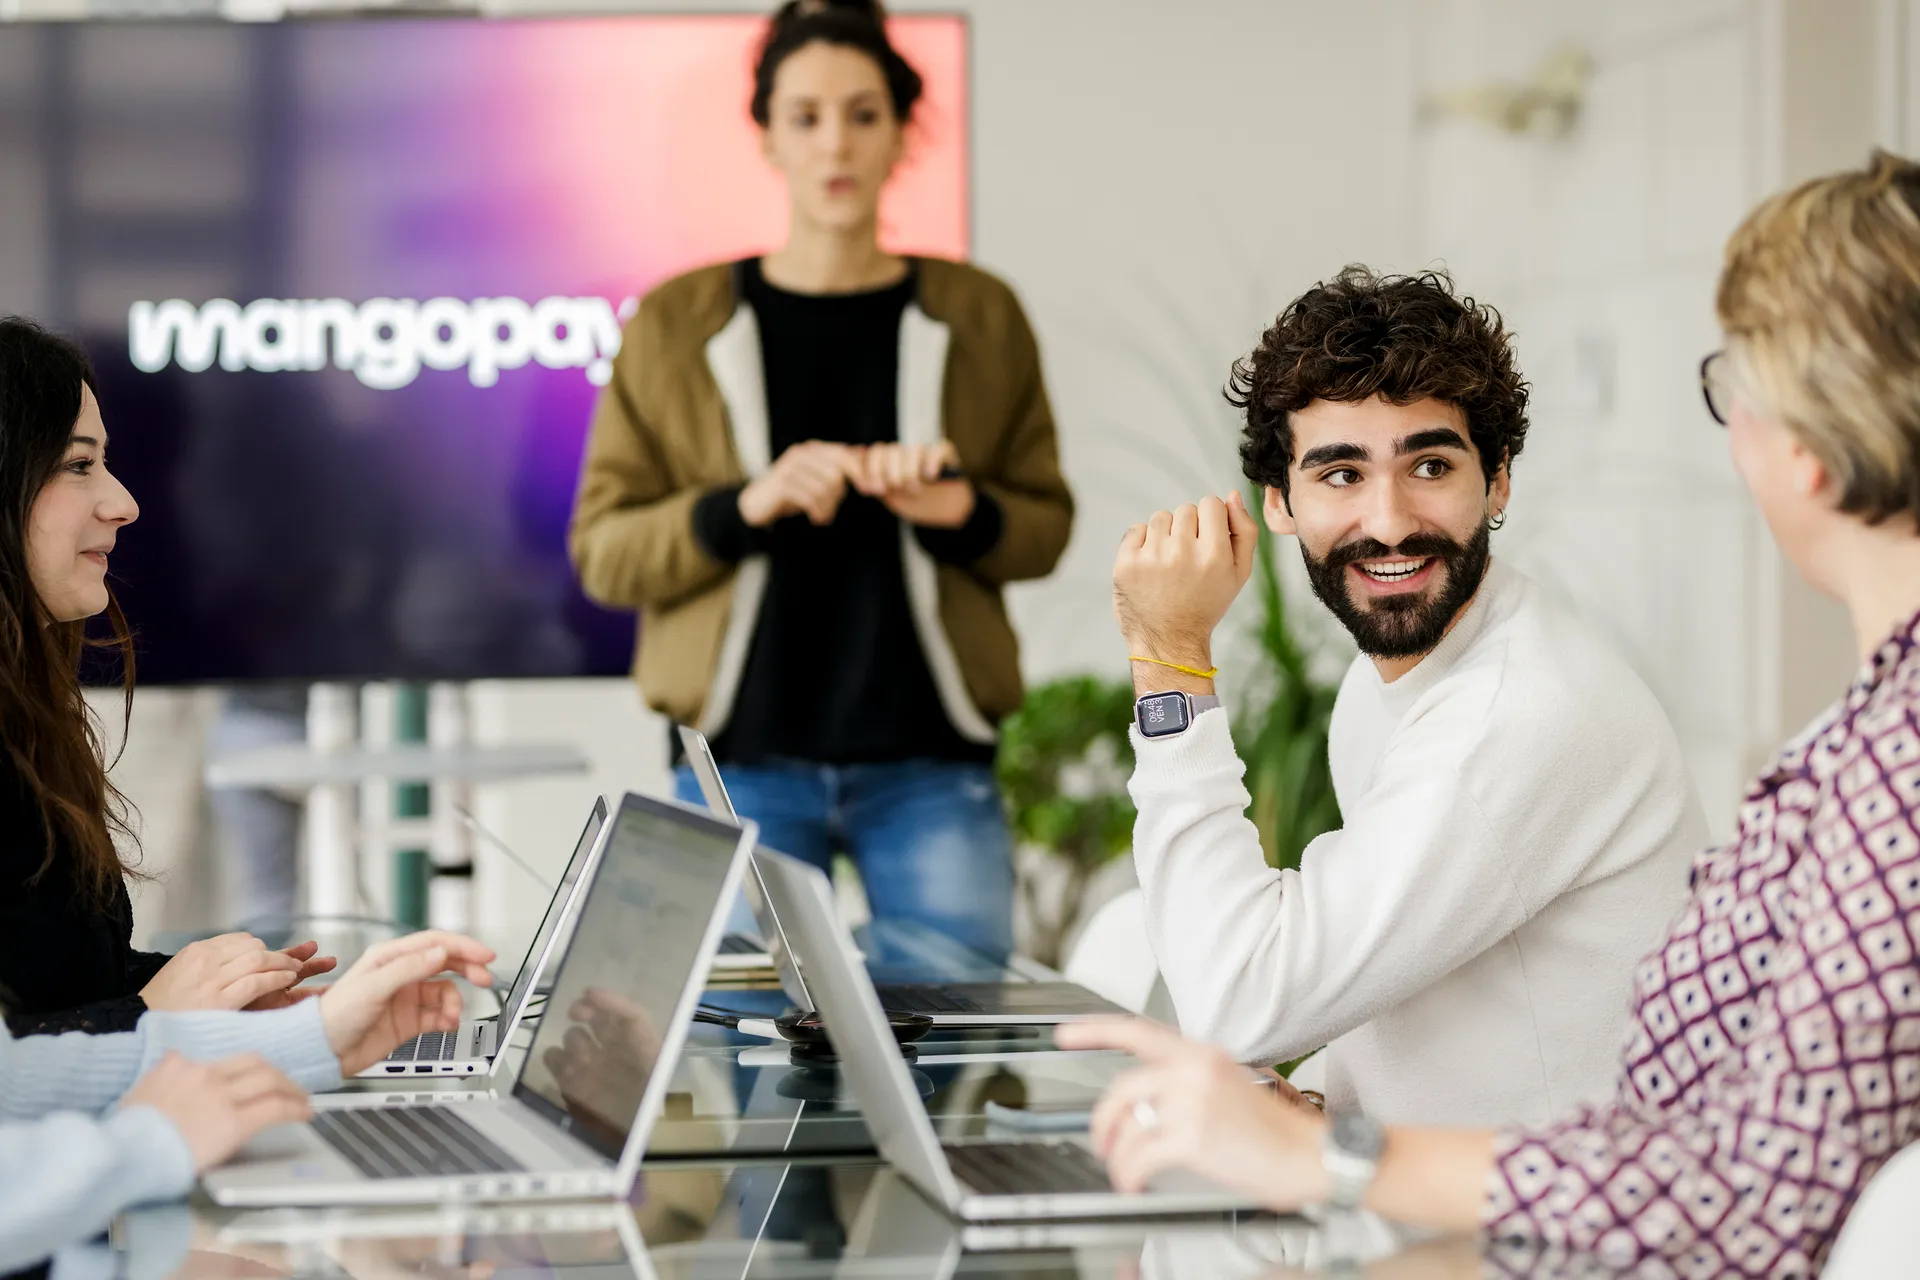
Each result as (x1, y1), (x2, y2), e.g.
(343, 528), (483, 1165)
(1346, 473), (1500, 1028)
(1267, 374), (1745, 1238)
(1321, 1109), (1386, 1212)
(1134, 691), (1221, 738)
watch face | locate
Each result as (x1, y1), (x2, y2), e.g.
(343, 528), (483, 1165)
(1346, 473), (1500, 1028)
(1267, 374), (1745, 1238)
(1331, 1110), (1386, 1161)
(1136, 693), (1191, 738)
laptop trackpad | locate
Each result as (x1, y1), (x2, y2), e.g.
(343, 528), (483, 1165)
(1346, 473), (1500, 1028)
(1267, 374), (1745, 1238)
(231, 1122), (332, 1164)
(200, 1121), (362, 1199)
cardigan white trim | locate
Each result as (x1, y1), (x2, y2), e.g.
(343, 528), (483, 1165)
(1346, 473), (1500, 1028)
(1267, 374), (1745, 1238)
(896, 303), (997, 744)
(698, 306), (772, 737)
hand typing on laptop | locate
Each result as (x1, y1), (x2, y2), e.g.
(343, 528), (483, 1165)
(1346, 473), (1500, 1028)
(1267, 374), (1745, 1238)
(1057, 1017), (1326, 1206)
(118, 1052), (312, 1172)
(318, 931), (496, 1076)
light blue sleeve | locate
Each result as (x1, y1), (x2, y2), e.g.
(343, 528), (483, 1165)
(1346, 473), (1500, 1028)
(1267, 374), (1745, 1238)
(0, 1001), (340, 1120)
(0, 1107), (194, 1274)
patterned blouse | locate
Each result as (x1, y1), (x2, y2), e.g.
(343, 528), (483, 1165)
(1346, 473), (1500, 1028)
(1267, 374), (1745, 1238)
(1485, 606), (1920, 1276)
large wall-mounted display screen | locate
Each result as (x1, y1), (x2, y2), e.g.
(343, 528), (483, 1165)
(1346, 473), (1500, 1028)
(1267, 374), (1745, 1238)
(0, 17), (968, 682)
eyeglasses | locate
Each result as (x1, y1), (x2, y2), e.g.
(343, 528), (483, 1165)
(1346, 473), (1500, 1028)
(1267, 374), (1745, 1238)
(1699, 350), (1732, 426)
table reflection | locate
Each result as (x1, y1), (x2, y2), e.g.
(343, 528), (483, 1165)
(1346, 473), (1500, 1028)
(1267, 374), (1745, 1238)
(648, 1017), (1130, 1161)
(134, 1202), (644, 1280)
(127, 1171), (1681, 1280)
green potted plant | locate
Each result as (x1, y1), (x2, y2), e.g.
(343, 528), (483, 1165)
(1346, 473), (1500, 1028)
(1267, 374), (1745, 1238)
(994, 675), (1138, 967)
(1232, 516), (1343, 872)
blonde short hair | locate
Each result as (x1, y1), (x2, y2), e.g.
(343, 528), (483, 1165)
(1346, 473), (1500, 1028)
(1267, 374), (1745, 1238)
(1717, 149), (1920, 524)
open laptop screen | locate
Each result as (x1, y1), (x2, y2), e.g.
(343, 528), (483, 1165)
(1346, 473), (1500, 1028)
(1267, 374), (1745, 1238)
(510, 794), (743, 1159)
(494, 797), (609, 1021)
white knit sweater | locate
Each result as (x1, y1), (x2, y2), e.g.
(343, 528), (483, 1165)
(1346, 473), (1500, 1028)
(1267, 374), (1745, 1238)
(1130, 560), (1707, 1127)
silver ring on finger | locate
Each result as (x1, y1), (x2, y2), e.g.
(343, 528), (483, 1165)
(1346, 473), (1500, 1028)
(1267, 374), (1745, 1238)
(1132, 1099), (1160, 1132)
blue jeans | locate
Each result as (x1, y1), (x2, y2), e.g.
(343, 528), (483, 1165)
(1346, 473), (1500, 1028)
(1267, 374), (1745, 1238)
(673, 758), (1015, 963)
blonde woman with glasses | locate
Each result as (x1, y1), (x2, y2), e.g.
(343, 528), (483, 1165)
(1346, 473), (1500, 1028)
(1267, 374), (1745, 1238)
(1060, 150), (1920, 1276)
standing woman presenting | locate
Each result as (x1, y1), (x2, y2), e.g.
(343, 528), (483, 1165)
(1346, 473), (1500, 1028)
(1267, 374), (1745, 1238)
(570, 0), (1072, 960)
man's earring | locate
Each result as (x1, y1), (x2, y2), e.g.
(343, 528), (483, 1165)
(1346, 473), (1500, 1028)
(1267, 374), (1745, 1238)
(1489, 509), (1507, 532)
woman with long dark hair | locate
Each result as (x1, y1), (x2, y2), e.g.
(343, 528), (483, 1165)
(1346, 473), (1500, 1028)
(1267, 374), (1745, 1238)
(0, 314), (503, 1270)
(0, 316), (333, 1035)
(572, 0), (1073, 959)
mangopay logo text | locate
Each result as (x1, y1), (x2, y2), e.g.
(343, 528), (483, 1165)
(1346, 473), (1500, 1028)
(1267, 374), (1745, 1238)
(128, 295), (640, 390)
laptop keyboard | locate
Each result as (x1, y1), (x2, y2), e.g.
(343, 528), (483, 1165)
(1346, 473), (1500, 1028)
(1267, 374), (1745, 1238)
(384, 1030), (458, 1063)
(944, 1141), (1112, 1196)
(314, 1107), (523, 1180)
(882, 984), (987, 1014)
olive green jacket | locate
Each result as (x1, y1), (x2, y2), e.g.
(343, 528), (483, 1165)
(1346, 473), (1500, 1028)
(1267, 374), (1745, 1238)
(568, 258), (1074, 739)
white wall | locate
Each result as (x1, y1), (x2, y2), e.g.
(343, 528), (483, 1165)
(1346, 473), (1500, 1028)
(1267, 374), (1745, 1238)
(1400, 0), (1758, 836)
(1398, 0), (1904, 839)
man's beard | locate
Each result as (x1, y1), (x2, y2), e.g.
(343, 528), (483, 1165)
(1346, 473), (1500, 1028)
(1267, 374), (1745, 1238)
(1300, 519), (1492, 659)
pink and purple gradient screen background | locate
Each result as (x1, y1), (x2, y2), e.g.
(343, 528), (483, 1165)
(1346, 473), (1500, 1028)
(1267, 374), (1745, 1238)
(292, 16), (968, 299)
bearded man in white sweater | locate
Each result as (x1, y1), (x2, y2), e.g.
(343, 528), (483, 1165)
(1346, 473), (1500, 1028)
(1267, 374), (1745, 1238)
(1117, 266), (1705, 1128)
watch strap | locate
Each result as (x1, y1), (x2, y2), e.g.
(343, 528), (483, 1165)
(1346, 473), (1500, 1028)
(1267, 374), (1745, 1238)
(1321, 1111), (1385, 1212)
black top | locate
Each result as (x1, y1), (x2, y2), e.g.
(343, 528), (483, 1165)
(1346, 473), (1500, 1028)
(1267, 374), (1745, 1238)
(0, 753), (168, 1036)
(690, 259), (1002, 766)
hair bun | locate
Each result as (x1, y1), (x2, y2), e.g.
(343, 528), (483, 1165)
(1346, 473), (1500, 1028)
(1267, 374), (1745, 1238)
(798, 0), (886, 18)
(775, 0), (886, 27)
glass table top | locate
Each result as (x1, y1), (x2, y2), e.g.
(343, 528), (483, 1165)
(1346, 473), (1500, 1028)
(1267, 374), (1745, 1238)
(104, 923), (1647, 1280)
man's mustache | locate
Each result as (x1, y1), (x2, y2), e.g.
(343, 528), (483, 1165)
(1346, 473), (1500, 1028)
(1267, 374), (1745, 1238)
(1319, 531), (1469, 572)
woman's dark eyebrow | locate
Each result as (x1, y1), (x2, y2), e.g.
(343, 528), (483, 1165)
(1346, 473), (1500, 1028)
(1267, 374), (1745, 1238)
(69, 434), (102, 449)
(1395, 427), (1469, 454)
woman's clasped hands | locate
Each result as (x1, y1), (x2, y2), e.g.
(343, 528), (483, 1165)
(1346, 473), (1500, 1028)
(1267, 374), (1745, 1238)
(736, 439), (975, 530)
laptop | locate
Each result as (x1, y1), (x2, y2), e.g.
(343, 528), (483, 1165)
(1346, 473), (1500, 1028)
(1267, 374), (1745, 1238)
(678, 725), (1129, 1025)
(753, 848), (1259, 1221)
(200, 791), (755, 1206)
(361, 797), (612, 1079)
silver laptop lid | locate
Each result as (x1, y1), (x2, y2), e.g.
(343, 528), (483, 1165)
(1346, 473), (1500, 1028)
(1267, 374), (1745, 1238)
(752, 849), (965, 1210)
(509, 791), (755, 1192)
(494, 797), (610, 1027)
(677, 725), (736, 820)
(676, 725), (814, 1011)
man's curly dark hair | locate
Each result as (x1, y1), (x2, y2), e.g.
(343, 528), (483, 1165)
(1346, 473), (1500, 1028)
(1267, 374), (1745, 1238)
(1228, 265), (1530, 506)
